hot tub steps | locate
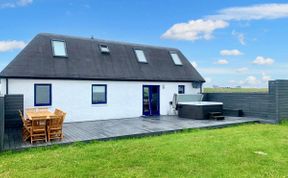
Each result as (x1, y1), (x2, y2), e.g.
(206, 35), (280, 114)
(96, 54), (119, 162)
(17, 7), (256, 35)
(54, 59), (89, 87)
(209, 112), (225, 120)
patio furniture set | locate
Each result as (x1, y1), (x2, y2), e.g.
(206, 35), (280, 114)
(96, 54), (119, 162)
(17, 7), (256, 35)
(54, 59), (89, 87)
(19, 108), (66, 144)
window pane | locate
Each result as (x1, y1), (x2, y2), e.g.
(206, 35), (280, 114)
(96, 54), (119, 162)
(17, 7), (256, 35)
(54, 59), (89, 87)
(92, 85), (106, 103)
(170, 53), (182, 65)
(178, 85), (185, 94)
(135, 49), (147, 62)
(52, 40), (67, 56)
(100, 45), (110, 53)
(35, 85), (51, 105)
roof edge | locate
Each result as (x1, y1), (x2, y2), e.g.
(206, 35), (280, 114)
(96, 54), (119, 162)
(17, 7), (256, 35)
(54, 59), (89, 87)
(0, 76), (205, 83)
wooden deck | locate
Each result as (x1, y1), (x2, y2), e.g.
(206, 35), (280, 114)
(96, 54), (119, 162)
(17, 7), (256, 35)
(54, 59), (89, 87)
(3, 116), (264, 151)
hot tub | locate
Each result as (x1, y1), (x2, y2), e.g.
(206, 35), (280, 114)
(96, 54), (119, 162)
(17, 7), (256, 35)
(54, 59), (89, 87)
(177, 101), (223, 120)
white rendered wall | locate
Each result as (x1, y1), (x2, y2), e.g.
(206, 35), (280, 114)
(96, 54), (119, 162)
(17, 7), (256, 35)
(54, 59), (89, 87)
(0, 79), (6, 96)
(7, 79), (200, 122)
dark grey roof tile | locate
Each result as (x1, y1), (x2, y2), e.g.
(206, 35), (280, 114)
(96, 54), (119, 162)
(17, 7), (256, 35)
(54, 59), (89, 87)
(0, 33), (205, 82)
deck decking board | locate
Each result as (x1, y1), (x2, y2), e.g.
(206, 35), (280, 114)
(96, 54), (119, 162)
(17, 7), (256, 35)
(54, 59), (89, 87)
(65, 124), (91, 140)
(76, 124), (108, 137)
(3, 116), (264, 151)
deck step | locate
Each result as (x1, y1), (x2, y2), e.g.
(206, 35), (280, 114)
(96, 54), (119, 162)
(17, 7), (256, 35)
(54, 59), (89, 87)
(209, 112), (225, 120)
(213, 116), (225, 120)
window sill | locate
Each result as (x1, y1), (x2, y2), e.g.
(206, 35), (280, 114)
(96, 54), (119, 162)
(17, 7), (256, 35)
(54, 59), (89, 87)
(34, 104), (52, 107)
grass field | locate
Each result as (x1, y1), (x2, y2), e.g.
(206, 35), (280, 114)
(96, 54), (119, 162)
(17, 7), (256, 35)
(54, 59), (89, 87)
(1, 123), (288, 177)
(204, 87), (268, 93)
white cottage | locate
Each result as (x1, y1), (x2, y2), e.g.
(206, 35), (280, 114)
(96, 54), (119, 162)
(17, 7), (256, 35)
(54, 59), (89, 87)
(0, 33), (205, 122)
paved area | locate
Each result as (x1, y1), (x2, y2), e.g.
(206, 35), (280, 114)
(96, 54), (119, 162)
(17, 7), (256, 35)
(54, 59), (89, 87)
(3, 116), (263, 151)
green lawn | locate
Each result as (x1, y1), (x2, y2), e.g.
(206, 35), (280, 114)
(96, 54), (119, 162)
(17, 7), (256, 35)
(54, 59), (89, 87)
(1, 124), (288, 177)
(204, 87), (268, 93)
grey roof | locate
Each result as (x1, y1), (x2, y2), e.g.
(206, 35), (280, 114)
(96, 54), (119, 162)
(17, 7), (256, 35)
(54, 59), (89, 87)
(0, 33), (205, 82)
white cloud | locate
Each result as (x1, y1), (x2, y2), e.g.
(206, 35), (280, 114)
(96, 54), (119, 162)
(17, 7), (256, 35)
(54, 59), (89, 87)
(18, 0), (32, 6)
(0, 40), (26, 52)
(236, 67), (249, 73)
(190, 61), (198, 68)
(232, 30), (245, 45)
(261, 72), (271, 82)
(162, 4), (288, 42)
(252, 56), (274, 65)
(239, 76), (261, 86)
(0, 0), (32, 8)
(161, 19), (229, 41)
(246, 76), (260, 85)
(205, 77), (212, 83)
(198, 67), (235, 75)
(216, 59), (229, 64)
(208, 3), (288, 21)
(236, 73), (272, 87)
(220, 49), (242, 56)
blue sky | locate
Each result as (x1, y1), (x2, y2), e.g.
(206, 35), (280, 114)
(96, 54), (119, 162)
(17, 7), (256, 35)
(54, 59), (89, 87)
(1, 0), (288, 88)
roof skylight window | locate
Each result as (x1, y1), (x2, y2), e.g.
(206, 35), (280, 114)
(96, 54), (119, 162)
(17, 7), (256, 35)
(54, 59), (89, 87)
(134, 49), (147, 63)
(170, 52), (182, 65)
(51, 40), (67, 57)
(99, 44), (110, 54)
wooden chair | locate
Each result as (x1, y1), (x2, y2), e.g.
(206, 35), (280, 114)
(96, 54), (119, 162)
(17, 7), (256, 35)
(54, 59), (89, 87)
(55, 109), (67, 123)
(48, 110), (66, 141)
(18, 110), (31, 142)
(38, 108), (49, 112)
(30, 116), (48, 143)
(26, 108), (37, 113)
(54, 108), (62, 116)
(54, 108), (66, 123)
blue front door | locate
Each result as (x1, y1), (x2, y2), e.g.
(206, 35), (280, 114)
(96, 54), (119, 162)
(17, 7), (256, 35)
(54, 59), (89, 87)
(143, 85), (160, 116)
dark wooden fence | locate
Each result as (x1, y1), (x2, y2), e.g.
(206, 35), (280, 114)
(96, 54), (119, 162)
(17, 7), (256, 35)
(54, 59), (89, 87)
(204, 80), (288, 121)
(204, 93), (275, 119)
(0, 95), (23, 151)
(0, 97), (4, 151)
(271, 80), (288, 120)
(4, 95), (23, 128)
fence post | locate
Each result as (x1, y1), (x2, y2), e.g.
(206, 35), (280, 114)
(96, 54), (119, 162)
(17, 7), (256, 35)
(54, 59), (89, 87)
(273, 80), (288, 122)
(0, 96), (4, 151)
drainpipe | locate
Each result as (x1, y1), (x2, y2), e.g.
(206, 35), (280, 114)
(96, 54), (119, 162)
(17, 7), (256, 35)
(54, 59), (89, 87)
(200, 82), (203, 94)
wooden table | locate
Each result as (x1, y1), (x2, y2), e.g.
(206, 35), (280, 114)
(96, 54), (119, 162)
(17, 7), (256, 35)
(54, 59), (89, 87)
(26, 110), (57, 143)
(26, 111), (55, 120)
